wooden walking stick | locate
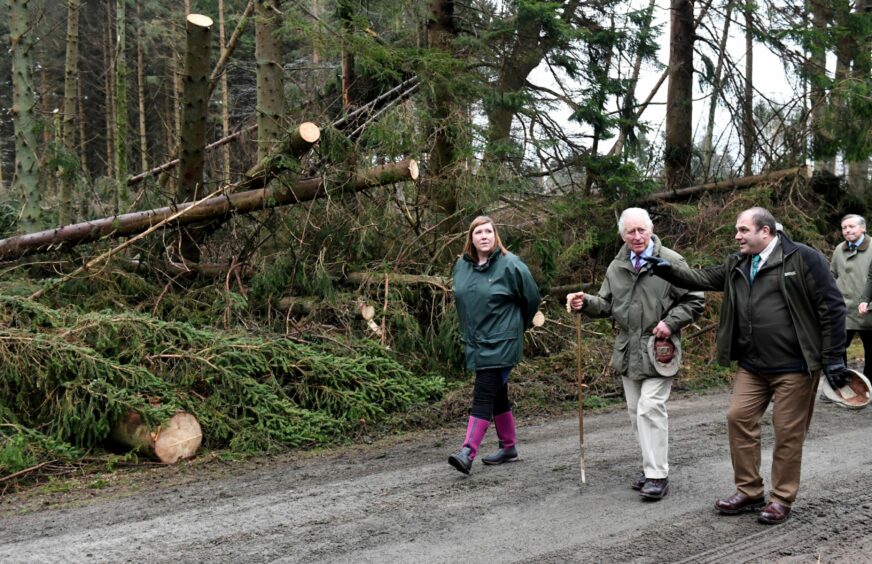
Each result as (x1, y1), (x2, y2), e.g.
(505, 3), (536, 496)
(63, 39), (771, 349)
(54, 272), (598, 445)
(568, 297), (587, 484)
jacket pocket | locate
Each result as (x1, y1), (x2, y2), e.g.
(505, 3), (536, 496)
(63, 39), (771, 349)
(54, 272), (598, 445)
(610, 335), (629, 374)
(474, 331), (519, 368)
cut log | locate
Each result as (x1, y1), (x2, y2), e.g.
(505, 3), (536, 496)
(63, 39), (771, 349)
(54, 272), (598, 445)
(345, 271), (449, 291)
(244, 122), (321, 179)
(111, 411), (203, 464)
(639, 165), (810, 203)
(0, 159), (418, 261)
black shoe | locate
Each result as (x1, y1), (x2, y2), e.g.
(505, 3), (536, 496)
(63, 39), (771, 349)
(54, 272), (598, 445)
(631, 473), (646, 491)
(448, 447), (473, 475)
(640, 478), (669, 500)
(482, 445), (518, 465)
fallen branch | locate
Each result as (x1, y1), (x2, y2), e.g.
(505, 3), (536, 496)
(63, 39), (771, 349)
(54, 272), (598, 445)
(639, 166), (810, 203)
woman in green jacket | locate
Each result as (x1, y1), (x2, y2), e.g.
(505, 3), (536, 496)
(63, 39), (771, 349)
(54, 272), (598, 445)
(448, 216), (541, 475)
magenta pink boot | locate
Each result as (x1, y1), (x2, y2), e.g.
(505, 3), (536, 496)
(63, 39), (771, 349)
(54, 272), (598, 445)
(448, 417), (490, 474)
(483, 411), (519, 465)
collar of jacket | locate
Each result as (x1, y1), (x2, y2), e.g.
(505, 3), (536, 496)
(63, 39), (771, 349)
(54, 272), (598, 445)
(844, 237), (870, 253)
(613, 234), (663, 268)
(462, 249), (503, 271)
(729, 232), (798, 269)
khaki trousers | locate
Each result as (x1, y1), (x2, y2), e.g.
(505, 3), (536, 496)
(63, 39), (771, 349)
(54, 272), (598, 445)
(622, 376), (673, 479)
(728, 367), (818, 506)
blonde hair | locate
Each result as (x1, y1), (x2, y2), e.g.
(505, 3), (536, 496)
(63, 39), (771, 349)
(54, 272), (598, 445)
(463, 215), (508, 258)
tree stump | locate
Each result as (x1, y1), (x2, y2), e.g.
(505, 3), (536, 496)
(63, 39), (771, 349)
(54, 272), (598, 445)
(111, 411), (203, 464)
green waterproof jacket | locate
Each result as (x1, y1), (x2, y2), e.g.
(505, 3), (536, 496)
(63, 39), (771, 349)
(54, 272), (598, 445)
(453, 250), (541, 372)
(830, 237), (872, 331)
(660, 233), (846, 371)
(581, 235), (704, 379)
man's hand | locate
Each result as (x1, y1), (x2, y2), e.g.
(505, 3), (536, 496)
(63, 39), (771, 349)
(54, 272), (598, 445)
(566, 291), (585, 312)
(824, 362), (849, 389)
(642, 256), (672, 276)
(652, 321), (672, 339)
(860, 302), (869, 315)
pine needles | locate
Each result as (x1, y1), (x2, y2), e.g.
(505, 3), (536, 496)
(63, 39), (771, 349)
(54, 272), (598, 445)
(0, 297), (444, 479)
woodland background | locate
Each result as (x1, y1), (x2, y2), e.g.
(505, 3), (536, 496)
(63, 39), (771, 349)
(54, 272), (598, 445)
(0, 0), (870, 488)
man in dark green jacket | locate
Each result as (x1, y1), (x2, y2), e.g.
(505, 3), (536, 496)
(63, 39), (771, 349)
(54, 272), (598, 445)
(645, 207), (847, 525)
(568, 208), (704, 500)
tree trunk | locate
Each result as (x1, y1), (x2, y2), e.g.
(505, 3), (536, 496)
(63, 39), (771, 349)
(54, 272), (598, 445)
(664, 0), (695, 191)
(0, 159), (419, 260)
(218, 0), (232, 183)
(742, 3), (754, 177)
(611, 0), (656, 158)
(110, 411), (202, 464)
(136, 0), (149, 174)
(701, 0), (733, 180)
(176, 13), (214, 262)
(9, 0), (44, 233)
(115, 0), (130, 213)
(244, 122), (321, 179)
(255, 0), (286, 161)
(640, 165), (810, 202)
(425, 0), (460, 217)
(338, 0), (355, 111)
(59, 0), (81, 226)
(104, 1), (116, 180)
(810, 0), (834, 172)
(844, 0), (870, 198)
(177, 14), (214, 204)
(77, 73), (89, 178)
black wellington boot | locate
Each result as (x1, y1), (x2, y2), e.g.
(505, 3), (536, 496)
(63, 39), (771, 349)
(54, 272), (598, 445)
(448, 447), (473, 474)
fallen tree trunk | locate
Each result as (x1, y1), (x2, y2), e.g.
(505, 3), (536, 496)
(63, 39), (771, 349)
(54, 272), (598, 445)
(0, 159), (418, 261)
(640, 165), (810, 203)
(110, 411), (202, 464)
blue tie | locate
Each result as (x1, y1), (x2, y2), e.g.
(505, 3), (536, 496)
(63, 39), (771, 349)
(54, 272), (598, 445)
(750, 255), (761, 282)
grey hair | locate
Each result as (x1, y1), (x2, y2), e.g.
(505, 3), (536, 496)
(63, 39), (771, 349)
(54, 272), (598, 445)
(841, 214), (866, 228)
(617, 208), (654, 235)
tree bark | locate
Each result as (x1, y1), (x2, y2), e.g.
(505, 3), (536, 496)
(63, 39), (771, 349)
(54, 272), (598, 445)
(639, 165), (810, 202)
(104, 1), (116, 180)
(664, 0), (695, 191)
(742, 3), (754, 177)
(701, 1), (733, 180)
(810, 0), (834, 172)
(255, 0), (286, 161)
(244, 122), (321, 179)
(611, 0), (656, 158)
(9, 0), (44, 233)
(110, 411), (202, 464)
(115, 0), (130, 212)
(175, 14), (214, 262)
(0, 159), (419, 260)
(60, 0), (81, 226)
(136, 0), (149, 174)
(218, 0), (232, 183)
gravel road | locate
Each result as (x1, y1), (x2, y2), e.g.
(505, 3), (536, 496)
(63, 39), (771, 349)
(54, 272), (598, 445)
(2, 387), (871, 563)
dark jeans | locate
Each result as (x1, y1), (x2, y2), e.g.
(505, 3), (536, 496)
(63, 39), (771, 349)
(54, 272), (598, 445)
(470, 367), (513, 420)
(846, 330), (872, 377)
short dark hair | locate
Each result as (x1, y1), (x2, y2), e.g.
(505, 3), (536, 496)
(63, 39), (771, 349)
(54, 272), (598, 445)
(742, 207), (778, 234)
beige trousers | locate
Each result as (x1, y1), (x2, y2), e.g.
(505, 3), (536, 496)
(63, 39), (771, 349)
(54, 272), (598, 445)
(728, 367), (818, 507)
(622, 376), (673, 479)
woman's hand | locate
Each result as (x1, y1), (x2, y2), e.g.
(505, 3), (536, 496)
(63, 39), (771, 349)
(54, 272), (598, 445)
(860, 302), (869, 315)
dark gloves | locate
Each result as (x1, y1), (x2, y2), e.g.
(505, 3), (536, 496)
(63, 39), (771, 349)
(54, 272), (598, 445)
(642, 255), (672, 276)
(824, 362), (849, 389)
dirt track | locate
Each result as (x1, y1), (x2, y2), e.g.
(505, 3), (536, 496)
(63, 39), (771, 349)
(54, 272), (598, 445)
(2, 387), (872, 563)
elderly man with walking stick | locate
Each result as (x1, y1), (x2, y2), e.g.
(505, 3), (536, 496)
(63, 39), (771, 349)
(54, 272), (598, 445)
(567, 208), (704, 499)
(644, 207), (847, 524)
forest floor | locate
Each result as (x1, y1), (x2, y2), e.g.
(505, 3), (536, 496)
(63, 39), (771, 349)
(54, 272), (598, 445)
(1, 384), (871, 563)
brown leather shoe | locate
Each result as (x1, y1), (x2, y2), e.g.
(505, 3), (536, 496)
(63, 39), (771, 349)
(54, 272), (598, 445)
(758, 502), (791, 525)
(715, 492), (766, 515)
